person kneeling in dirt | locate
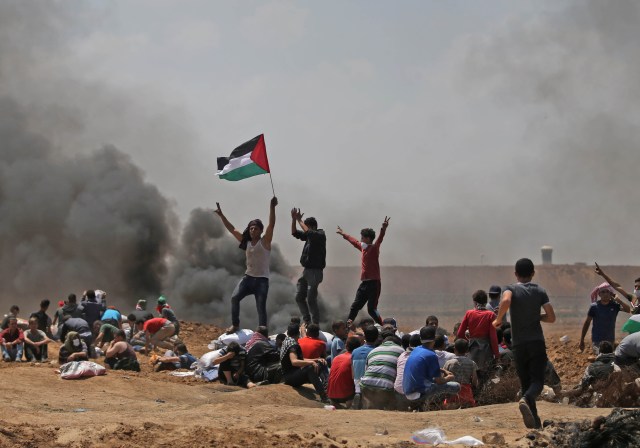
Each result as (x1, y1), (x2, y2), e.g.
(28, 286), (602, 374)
(59, 331), (88, 364)
(104, 329), (140, 371)
(280, 323), (328, 401)
(403, 326), (460, 410)
(154, 342), (197, 372)
(561, 341), (616, 399)
(136, 317), (175, 353)
(246, 326), (282, 385)
(443, 338), (479, 408)
(215, 341), (256, 388)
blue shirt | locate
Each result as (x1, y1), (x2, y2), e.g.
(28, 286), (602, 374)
(351, 343), (375, 381)
(330, 337), (345, 360)
(403, 345), (440, 395)
(588, 301), (621, 344)
(101, 309), (121, 323)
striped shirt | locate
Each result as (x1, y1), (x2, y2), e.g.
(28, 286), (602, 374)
(360, 341), (404, 391)
(443, 355), (477, 385)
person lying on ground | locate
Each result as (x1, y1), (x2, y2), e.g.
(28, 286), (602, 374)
(595, 262), (639, 312)
(154, 342), (197, 371)
(126, 312), (152, 344)
(1, 317), (24, 362)
(24, 317), (51, 362)
(280, 323), (328, 402)
(104, 329), (140, 371)
(561, 341), (617, 398)
(58, 331), (88, 364)
(443, 338), (478, 408)
(328, 336), (361, 408)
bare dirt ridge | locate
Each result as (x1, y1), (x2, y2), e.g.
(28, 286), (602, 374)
(0, 321), (628, 448)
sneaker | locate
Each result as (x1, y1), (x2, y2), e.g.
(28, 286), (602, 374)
(15, 358), (22, 363)
(352, 393), (361, 410)
(3, 356), (11, 362)
(519, 398), (536, 429)
(534, 416), (542, 429)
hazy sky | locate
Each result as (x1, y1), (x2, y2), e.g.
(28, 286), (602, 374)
(9, 0), (640, 268)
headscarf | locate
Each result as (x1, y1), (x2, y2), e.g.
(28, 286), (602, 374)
(245, 331), (269, 352)
(590, 282), (616, 303)
(239, 219), (264, 250)
(279, 336), (298, 363)
(63, 331), (83, 354)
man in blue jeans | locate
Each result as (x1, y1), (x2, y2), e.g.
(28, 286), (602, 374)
(493, 258), (556, 429)
(402, 326), (460, 409)
(291, 208), (326, 325)
(215, 197), (277, 334)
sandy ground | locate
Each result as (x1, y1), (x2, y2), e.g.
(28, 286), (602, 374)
(0, 322), (628, 448)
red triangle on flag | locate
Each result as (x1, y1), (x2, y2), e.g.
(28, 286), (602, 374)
(250, 134), (270, 172)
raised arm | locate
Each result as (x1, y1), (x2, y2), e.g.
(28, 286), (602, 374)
(214, 202), (243, 243)
(262, 196), (278, 249)
(375, 216), (390, 247)
(595, 262), (636, 305)
(336, 226), (362, 251)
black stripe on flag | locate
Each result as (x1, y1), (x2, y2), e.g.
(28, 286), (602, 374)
(229, 135), (261, 159)
(217, 157), (229, 171)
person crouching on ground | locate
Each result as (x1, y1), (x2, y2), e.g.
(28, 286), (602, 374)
(443, 338), (478, 408)
(403, 326), (460, 410)
(58, 331), (88, 364)
(280, 323), (328, 402)
(24, 317), (52, 362)
(137, 317), (176, 353)
(154, 342), (197, 372)
(1, 317), (24, 362)
(104, 329), (140, 371)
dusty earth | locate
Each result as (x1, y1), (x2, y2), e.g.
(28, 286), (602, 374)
(0, 322), (634, 448)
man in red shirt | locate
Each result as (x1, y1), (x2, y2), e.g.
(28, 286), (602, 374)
(337, 217), (390, 326)
(136, 317), (175, 353)
(298, 323), (327, 360)
(1, 318), (24, 362)
(457, 290), (499, 381)
(328, 336), (361, 408)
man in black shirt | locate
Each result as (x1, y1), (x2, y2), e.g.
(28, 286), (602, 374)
(291, 208), (326, 325)
(29, 299), (53, 339)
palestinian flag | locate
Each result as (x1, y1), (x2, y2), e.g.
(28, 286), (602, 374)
(622, 314), (640, 334)
(216, 134), (271, 181)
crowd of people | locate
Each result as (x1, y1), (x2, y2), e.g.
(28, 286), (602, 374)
(3, 199), (640, 431)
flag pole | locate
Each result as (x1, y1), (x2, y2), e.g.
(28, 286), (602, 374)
(268, 172), (276, 197)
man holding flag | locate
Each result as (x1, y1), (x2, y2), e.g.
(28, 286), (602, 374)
(215, 134), (278, 334)
(215, 197), (277, 334)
